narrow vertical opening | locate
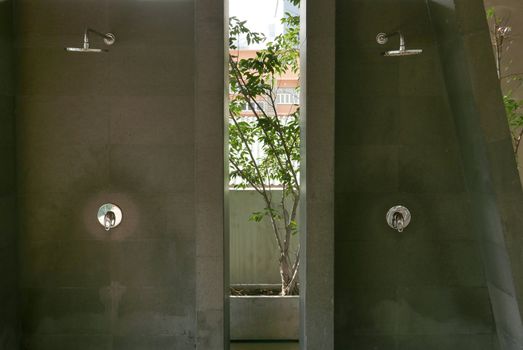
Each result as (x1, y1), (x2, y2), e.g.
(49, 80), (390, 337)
(226, 0), (302, 348)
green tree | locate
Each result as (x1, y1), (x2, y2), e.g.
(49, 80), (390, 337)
(228, 5), (300, 295)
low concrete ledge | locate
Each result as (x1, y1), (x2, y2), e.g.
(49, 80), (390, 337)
(230, 295), (299, 340)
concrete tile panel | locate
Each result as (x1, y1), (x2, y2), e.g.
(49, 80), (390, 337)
(488, 284), (523, 344)
(335, 192), (401, 243)
(114, 287), (195, 337)
(17, 143), (110, 194)
(397, 240), (485, 287)
(336, 240), (399, 288)
(113, 335), (195, 350)
(196, 256), (224, 311)
(396, 286), (494, 334)
(335, 145), (399, 193)
(108, 46), (194, 97)
(468, 192), (506, 245)
(398, 51), (445, 97)
(336, 61), (399, 97)
(482, 241), (518, 296)
(0, 95), (14, 145)
(0, 145), (15, 195)
(20, 287), (109, 335)
(110, 239), (194, 288)
(109, 144), (194, 194)
(398, 95), (457, 146)
(109, 96), (194, 146)
(20, 240), (111, 288)
(14, 0), (107, 48)
(335, 334), (397, 350)
(196, 309), (225, 350)
(397, 334), (495, 350)
(16, 47), (110, 96)
(402, 193), (474, 241)
(398, 145), (465, 193)
(16, 95), (110, 146)
(22, 335), (112, 350)
(336, 96), (399, 146)
(335, 287), (398, 335)
(336, 193), (478, 242)
(0, 289), (19, 350)
(107, 0), (194, 48)
(485, 139), (521, 194)
(455, 0), (490, 35)
(0, 239), (18, 281)
(462, 31), (510, 143)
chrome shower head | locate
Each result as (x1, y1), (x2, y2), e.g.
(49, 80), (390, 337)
(376, 32), (422, 57)
(65, 29), (115, 53)
(65, 47), (106, 53)
(383, 49), (423, 57)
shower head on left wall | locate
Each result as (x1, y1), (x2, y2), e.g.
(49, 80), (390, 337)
(376, 31), (422, 57)
(65, 28), (116, 53)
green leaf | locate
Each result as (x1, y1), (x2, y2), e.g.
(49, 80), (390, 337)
(249, 211), (265, 222)
(486, 7), (495, 19)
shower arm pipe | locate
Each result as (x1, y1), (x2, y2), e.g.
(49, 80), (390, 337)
(83, 28), (115, 47)
(381, 31), (406, 51)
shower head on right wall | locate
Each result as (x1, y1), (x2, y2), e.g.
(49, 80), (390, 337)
(376, 31), (422, 56)
(65, 28), (116, 53)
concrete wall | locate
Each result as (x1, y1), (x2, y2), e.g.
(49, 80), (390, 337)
(194, 0), (228, 346)
(299, 0), (336, 348)
(230, 190), (299, 285)
(13, 0), (226, 348)
(333, 0), (521, 348)
(429, 1), (523, 347)
(0, 0), (19, 348)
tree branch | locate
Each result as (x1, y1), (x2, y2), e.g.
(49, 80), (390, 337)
(501, 72), (523, 80)
(229, 157), (263, 195)
(515, 128), (523, 154)
(267, 88), (301, 193)
(230, 112), (285, 254)
(230, 112), (268, 192)
(230, 56), (292, 185)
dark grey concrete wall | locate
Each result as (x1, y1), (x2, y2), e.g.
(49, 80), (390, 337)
(13, 0), (225, 348)
(428, 0), (523, 348)
(0, 0), (19, 349)
(334, 0), (509, 348)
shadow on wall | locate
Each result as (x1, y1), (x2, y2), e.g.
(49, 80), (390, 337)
(0, 0), (18, 348)
(428, 0), (523, 348)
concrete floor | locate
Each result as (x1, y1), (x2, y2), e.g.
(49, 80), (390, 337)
(231, 342), (299, 350)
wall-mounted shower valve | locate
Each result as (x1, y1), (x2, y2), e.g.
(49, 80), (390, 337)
(97, 203), (122, 231)
(386, 205), (411, 232)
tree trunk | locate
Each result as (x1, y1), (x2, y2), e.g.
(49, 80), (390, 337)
(279, 253), (299, 295)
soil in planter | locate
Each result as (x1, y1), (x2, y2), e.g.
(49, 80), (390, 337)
(230, 286), (299, 296)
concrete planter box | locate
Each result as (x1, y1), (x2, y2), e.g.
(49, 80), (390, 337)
(230, 295), (299, 340)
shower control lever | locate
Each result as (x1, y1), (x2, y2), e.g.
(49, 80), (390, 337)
(386, 205), (411, 232)
(97, 203), (122, 231)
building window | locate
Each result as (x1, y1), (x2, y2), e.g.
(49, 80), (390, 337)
(242, 101), (268, 113)
(276, 88), (299, 105)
